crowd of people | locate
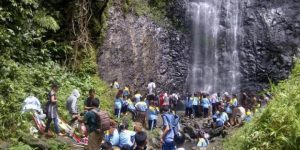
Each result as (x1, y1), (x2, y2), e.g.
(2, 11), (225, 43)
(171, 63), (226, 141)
(42, 78), (271, 150)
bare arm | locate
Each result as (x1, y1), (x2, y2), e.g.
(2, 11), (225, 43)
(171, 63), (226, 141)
(51, 95), (57, 103)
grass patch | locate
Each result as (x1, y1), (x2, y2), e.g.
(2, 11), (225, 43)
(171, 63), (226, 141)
(224, 60), (300, 150)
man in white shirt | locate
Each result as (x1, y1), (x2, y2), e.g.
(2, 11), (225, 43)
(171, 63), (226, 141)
(147, 78), (156, 96)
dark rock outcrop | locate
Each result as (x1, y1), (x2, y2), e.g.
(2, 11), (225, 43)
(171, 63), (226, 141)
(239, 0), (300, 92)
(98, 1), (191, 93)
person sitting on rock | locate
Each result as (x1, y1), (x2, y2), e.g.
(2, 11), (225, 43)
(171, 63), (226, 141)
(243, 109), (252, 123)
(134, 131), (147, 150)
(197, 132), (209, 148)
(103, 120), (119, 148)
(118, 123), (136, 149)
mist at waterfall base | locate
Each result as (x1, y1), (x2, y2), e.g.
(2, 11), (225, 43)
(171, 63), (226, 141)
(187, 0), (242, 94)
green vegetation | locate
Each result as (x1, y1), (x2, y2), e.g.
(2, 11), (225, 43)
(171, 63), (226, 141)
(224, 61), (300, 150)
(0, 0), (114, 148)
(123, 0), (168, 26)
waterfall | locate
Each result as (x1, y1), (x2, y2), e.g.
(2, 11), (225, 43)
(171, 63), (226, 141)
(187, 0), (241, 93)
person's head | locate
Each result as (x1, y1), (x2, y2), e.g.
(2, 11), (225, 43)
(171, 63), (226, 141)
(51, 83), (59, 92)
(72, 89), (80, 98)
(116, 90), (123, 98)
(135, 131), (147, 148)
(194, 93), (198, 97)
(89, 89), (96, 98)
(91, 98), (99, 108)
(147, 94), (155, 101)
(217, 92), (221, 97)
(100, 142), (112, 150)
(119, 123), (129, 131)
(233, 94), (237, 98)
(149, 78), (154, 83)
(203, 94), (207, 98)
(175, 132), (185, 148)
(161, 106), (169, 113)
(114, 78), (118, 82)
(121, 145), (131, 150)
(133, 122), (143, 133)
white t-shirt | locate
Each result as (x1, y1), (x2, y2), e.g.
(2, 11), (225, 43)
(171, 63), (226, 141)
(147, 82), (156, 95)
(237, 106), (246, 119)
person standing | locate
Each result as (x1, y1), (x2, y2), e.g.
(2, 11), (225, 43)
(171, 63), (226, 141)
(44, 83), (62, 136)
(201, 94), (211, 118)
(135, 98), (148, 127)
(84, 99), (104, 150)
(114, 93), (123, 118)
(147, 78), (156, 96)
(84, 89), (97, 111)
(192, 93), (200, 117)
(111, 78), (120, 89)
(66, 89), (81, 125)
(185, 94), (193, 118)
(148, 101), (159, 130)
(160, 107), (176, 150)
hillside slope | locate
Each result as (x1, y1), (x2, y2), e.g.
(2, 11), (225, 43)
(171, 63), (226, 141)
(224, 61), (300, 150)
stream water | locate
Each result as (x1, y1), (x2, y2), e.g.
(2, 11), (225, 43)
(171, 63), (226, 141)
(187, 0), (241, 94)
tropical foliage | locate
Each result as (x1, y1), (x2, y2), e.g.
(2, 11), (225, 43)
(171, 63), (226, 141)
(0, 0), (114, 148)
(224, 60), (300, 150)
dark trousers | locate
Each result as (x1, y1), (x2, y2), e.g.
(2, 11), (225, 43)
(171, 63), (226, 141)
(185, 107), (192, 117)
(45, 117), (60, 134)
(114, 108), (121, 118)
(193, 105), (199, 117)
(203, 107), (209, 118)
(148, 119), (157, 130)
(162, 141), (175, 150)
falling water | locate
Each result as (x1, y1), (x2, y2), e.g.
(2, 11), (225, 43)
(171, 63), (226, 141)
(187, 0), (241, 93)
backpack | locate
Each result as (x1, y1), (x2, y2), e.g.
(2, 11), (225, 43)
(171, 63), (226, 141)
(92, 109), (110, 131)
(162, 113), (180, 138)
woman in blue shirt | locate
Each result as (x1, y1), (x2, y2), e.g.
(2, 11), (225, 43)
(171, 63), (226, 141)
(201, 94), (211, 118)
(185, 94), (193, 118)
(114, 95), (123, 118)
(118, 124), (136, 149)
(192, 93), (200, 117)
(148, 102), (159, 130)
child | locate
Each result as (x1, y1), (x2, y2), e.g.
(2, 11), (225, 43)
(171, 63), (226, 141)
(175, 132), (186, 150)
(147, 102), (159, 130)
(114, 93), (123, 118)
(197, 133), (209, 148)
(119, 123), (136, 149)
(126, 96), (136, 120)
(185, 94), (193, 118)
(134, 131), (147, 150)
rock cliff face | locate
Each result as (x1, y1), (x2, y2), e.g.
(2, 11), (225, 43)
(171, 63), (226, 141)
(98, 0), (300, 93)
(98, 1), (191, 93)
(239, 0), (300, 92)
